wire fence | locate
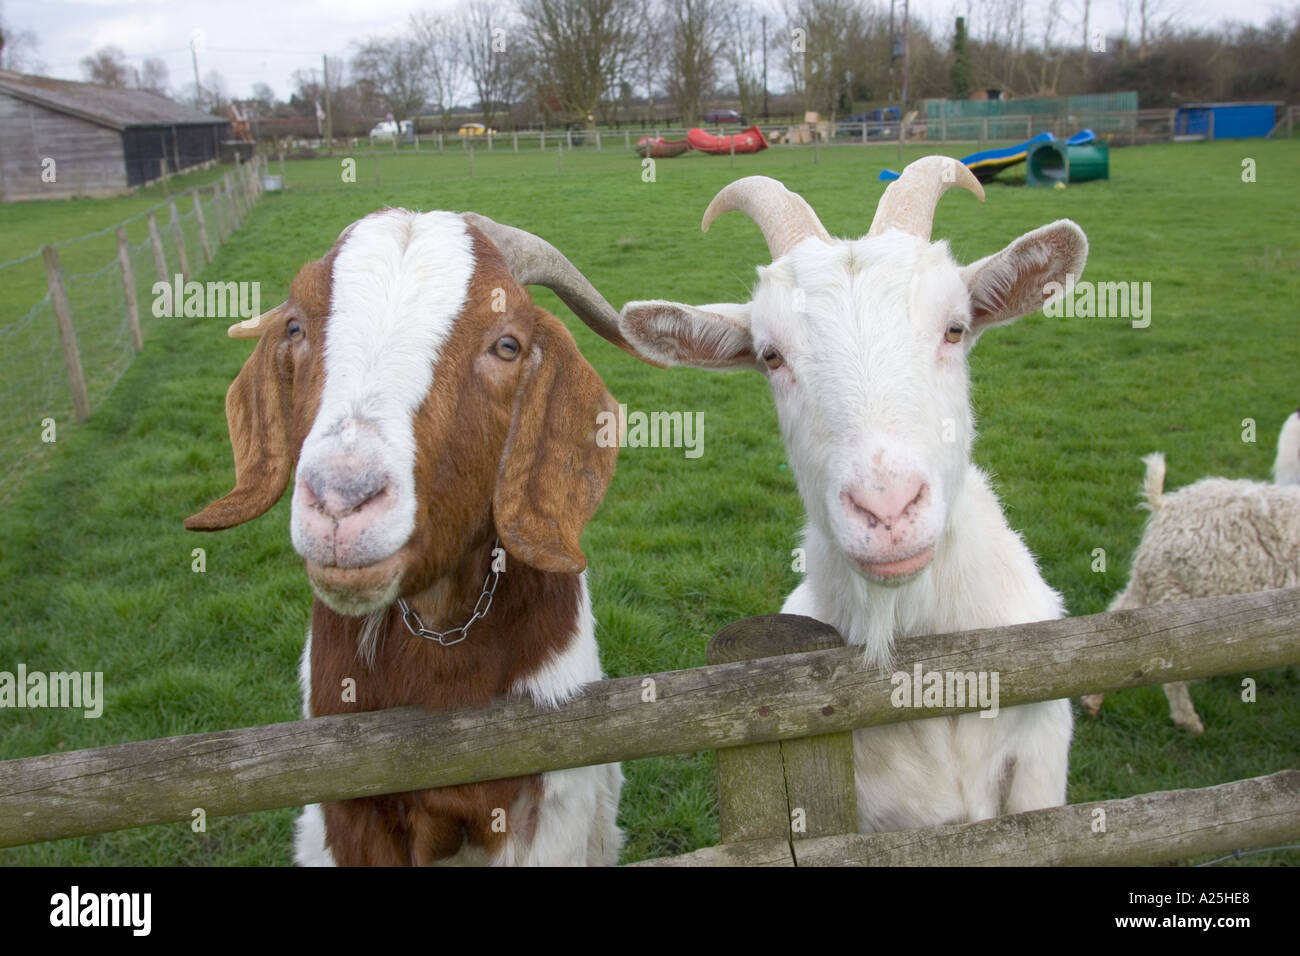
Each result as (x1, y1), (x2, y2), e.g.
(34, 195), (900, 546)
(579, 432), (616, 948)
(0, 156), (269, 502)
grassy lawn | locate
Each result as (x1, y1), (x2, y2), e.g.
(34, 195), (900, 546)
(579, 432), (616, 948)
(0, 138), (1297, 865)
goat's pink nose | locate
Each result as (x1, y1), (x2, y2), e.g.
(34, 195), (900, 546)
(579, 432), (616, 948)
(300, 470), (390, 521)
(845, 478), (928, 529)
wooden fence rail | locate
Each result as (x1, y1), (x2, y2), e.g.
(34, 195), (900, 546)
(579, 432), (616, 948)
(635, 771), (1300, 866)
(0, 586), (1296, 850)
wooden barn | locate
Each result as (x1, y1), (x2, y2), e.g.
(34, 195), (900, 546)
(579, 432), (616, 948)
(0, 69), (229, 202)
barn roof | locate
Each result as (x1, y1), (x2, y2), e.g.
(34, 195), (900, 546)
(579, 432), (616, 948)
(0, 69), (227, 131)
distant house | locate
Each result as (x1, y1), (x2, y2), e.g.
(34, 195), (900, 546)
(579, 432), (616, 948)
(0, 69), (230, 202)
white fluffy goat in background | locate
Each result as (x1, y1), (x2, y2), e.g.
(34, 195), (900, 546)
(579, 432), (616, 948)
(1082, 409), (1300, 733)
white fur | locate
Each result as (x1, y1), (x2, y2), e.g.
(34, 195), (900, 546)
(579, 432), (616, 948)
(1083, 412), (1300, 733)
(618, 171), (1086, 830)
(290, 211), (475, 573)
(293, 575), (623, 866)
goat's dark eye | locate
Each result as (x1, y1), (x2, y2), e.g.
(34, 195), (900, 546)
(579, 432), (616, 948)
(493, 336), (521, 360)
(286, 319), (304, 341)
(944, 325), (964, 344)
(761, 346), (784, 370)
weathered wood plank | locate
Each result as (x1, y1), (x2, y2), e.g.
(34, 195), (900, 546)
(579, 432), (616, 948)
(0, 588), (1297, 847)
(708, 615), (857, 843)
(40, 245), (90, 422)
(630, 837), (793, 867)
(146, 212), (168, 285)
(167, 198), (190, 281)
(192, 190), (213, 264)
(635, 772), (1299, 866)
(791, 771), (1300, 866)
(114, 227), (142, 352)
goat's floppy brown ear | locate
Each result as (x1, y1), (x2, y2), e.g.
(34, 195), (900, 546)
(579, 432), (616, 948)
(185, 334), (292, 530)
(494, 312), (618, 574)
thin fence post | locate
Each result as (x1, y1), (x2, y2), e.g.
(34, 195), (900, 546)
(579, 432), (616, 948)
(513, 131), (519, 152)
(146, 211), (169, 285)
(557, 142), (562, 174)
(279, 151), (286, 187)
(468, 145), (475, 177)
(625, 130), (630, 149)
(114, 227), (143, 352)
(192, 192), (213, 265)
(596, 128), (602, 151)
(167, 198), (190, 282)
(540, 129), (545, 151)
(41, 246), (91, 423)
(706, 615), (858, 848)
(225, 173), (242, 231)
(214, 182), (228, 244)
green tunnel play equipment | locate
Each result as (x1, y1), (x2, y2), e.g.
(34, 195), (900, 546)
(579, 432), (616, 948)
(1026, 140), (1109, 186)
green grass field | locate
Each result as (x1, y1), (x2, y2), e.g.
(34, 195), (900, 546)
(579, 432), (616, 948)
(1, 139), (1297, 865)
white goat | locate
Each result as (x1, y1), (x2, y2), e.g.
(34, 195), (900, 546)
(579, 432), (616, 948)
(187, 210), (629, 865)
(618, 156), (1087, 830)
(1081, 409), (1300, 733)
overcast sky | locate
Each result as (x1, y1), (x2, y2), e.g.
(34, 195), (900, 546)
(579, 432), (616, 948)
(4, 0), (1291, 104)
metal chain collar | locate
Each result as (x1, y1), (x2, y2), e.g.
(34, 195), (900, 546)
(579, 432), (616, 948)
(396, 539), (502, 647)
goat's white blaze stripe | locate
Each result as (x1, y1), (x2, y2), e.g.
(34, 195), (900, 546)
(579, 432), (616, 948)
(318, 210), (475, 437)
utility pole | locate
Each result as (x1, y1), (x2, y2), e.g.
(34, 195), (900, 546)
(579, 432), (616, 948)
(761, 15), (769, 118)
(901, 0), (910, 109)
(190, 34), (203, 108)
(322, 54), (334, 155)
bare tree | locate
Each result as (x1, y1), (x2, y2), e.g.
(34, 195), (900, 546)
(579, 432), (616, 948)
(0, 13), (42, 73)
(81, 45), (131, 87)
(519, 0), (639, 129)
(352, 34), (430, 123)
(138, 57), (169, 95)
(780, 0), (866, 116)
(664, 0), (726, 124)
(462, 0), (517, 128)
(411, 10), (466, 131)
(722, 1), (765, 119)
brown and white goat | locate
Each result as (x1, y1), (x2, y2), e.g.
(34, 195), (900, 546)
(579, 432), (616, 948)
(186, 209), (633, 865)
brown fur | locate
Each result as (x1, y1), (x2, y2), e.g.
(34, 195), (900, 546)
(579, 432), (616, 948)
(185, 213), (620, 865)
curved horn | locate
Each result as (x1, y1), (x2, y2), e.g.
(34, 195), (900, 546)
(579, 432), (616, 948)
(462, 212), (642, 359)
(227, 302), (284, 339)
(701, 176), (830, 260)
(867, 156), (986, 241)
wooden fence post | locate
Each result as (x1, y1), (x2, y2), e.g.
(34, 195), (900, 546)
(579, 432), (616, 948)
(192, 191), (213, 265)
(214, 182), (228, 243)
(706, 614), (858, 849)
(225, 174), (242, 231)
(146, 211), (169, 285)
(167, 198), (190, 282)
(41, 246), (91, 423)
(114, 227), (143, 352)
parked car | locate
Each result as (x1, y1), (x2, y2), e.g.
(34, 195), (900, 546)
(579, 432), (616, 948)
(458, 122), (497, 136)
(835, 107), (899, 139)
(703, 108), (745, 126)
(369, 119), (414, 140)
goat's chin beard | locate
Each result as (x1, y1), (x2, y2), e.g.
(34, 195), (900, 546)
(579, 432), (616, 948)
(304, 551), (405, 617)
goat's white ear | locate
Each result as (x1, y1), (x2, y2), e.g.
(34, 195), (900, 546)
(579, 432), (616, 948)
(619, 300), (756, 369)
(960, 219), (1088, 332)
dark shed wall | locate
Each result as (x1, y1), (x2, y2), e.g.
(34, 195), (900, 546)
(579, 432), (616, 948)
(0, 91), (126, 200)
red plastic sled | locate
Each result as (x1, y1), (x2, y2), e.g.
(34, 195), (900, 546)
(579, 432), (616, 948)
(685, 124), (769, 155)
(635, 136), (691, 158)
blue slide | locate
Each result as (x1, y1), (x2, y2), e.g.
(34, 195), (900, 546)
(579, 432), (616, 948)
(879, 129), (1096, 183)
